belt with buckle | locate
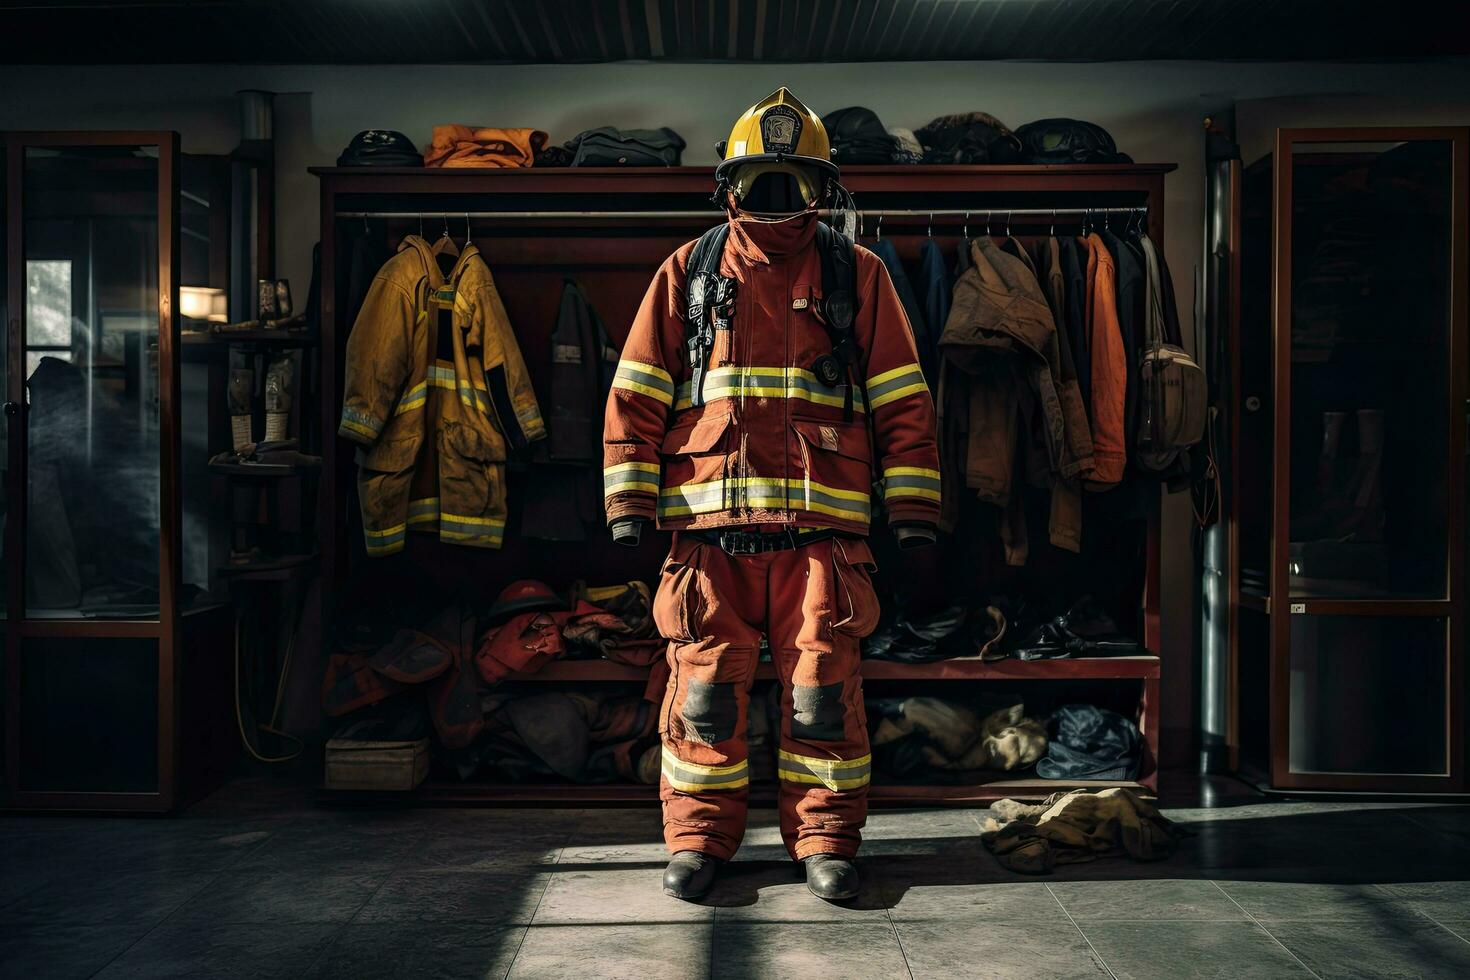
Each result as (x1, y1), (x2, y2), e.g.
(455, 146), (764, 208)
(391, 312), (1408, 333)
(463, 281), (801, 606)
(685, 527), (841, 556)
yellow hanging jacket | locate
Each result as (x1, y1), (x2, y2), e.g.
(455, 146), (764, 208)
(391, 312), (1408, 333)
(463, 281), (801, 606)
(339, 236), (545, 555)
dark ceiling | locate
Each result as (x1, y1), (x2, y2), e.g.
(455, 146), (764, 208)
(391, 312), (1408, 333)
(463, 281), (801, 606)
(3, 0), (1469, 64)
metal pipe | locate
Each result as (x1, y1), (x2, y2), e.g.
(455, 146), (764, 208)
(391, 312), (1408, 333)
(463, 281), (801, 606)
(333, 205), (1149, 220)
(1199, 112), (1240, 775)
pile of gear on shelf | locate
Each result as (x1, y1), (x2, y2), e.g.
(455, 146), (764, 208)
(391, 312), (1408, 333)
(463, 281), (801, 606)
(322, 578), (667, 782)
(331, 113), (1130, 170)
(869, 698), (1143, 785)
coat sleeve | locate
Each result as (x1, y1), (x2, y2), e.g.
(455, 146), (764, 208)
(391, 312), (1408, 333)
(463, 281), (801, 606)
(1084, 241), (1127, 488)
(855, 248), (942, 528)
(476, 278), (546, 448)
(339, 274), (416, 447)
(602, 248), (689, 525)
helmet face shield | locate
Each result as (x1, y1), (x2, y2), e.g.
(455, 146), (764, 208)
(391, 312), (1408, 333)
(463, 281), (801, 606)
(729, 160), (826, 213)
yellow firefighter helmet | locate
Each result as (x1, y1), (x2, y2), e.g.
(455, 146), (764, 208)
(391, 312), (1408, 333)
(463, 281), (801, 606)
(716, 87), (838, 206)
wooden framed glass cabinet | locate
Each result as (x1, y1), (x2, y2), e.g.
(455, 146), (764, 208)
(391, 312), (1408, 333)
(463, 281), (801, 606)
(2, 132), (236, 811)
(1233, 127), (1468, 793)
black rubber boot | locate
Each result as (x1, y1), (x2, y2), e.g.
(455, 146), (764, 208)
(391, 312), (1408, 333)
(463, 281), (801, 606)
(663, 851), (722, 900)
(803, 854), (860, 901)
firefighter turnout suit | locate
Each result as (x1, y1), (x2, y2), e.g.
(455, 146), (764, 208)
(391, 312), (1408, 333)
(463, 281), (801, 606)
(603, 208), (941, 861)
(340, 237), (545, 555)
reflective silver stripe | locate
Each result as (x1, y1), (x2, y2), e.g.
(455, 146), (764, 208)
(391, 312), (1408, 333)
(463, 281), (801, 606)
(776, 750), (872, 791)
(882, 467), (942, 501)
(661, 749), (749, 792)
(657, 478), (870, 523)
(673, 366), (867, 412)
(603, 462), (661, 496)
(866, 364), (928, 409)
(612, 360), (676, 406)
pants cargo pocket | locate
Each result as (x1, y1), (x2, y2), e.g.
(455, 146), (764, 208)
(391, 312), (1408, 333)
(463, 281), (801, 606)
(653, 540), (706, 643)
(831, 538), (881, 638)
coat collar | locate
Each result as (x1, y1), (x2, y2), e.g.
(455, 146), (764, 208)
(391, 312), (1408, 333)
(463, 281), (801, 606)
(399, 235), (481, 289)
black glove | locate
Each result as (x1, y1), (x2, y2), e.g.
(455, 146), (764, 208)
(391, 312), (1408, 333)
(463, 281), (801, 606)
(610, 517), (646, 547)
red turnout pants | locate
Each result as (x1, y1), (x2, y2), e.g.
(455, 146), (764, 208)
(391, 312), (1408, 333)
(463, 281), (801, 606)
(652, 532), (880, 861)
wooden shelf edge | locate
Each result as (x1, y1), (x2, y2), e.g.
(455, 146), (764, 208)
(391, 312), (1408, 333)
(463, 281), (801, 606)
(309, 163), (1179, 180)
(510, 655), (1160, 683)
(317, 777), (1154, 808)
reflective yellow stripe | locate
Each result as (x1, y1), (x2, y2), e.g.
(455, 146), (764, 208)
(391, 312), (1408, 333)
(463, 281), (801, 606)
(439, 512), (505, 527)
(612, 361), (676, 407)
(673, 366), (867, 412)
(363, 521), (407, 557)
(867, 364), (921, 387)
(658, 477), (870, 523)
(661, 747), (749, 792)
(394, 381), (428, 416)
(777, 750), (872, 791)
(617, 359), (673, 386)
(604, 461), (661, 497)
(612, 377), (675, 405)
(339, 418), (379, 442)
(866, 363), (928, 410)
(406, 497), (440, 525)
(882, 466), (943, 502)
(422, 364), (493, 415)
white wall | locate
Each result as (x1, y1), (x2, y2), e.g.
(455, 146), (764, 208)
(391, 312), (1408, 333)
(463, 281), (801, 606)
(4, 58), (1468, 758)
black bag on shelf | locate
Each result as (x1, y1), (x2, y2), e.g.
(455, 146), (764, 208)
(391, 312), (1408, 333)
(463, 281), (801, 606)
(336, 130), (423, 167)
(1014, 118), (1132, 164)
(822, 106), (902, 165)
(915, 112), (1023, 164)
(567, 127), (686, 167)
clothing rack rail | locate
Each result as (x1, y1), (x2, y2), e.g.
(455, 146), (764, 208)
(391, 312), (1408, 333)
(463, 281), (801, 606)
(333, 206), (1149, 220)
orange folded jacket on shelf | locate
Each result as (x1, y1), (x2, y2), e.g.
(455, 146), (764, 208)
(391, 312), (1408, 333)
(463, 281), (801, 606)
(423, 126), (548, 168)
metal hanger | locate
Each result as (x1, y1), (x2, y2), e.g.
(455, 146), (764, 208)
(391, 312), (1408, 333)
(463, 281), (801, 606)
(465, 212), (472, 246)
(1004, 210), (1012, 238)
(962, 211), (969, 240)
(433, 213), (460, 257)
(875, 214), (883, 242)
(1049, 209), (1056, 237)
(927, 212), (933, 238)
(418, 212), (424, 238)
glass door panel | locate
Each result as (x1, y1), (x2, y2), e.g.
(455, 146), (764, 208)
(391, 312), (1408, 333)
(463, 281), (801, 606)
(1285, 139), (1454, 599)
(22, 144), (162, 619)
(1288, 615), (1448, 776)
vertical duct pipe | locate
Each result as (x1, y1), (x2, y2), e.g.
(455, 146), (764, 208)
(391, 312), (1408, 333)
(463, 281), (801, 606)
(1199, 112), (1241, 774)
(231, 90), (275, 318)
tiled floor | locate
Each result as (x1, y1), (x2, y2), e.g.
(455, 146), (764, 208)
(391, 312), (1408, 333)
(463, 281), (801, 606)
(3, 780), (1470, 979)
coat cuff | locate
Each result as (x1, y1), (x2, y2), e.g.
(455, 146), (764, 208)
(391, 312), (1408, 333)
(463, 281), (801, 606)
(339, 407), (384, 447)
(605, 490), (657, 525)
(886, 501), (941, 527)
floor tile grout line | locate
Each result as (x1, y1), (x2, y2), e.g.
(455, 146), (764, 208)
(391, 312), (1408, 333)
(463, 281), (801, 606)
(296, 863), (407, 975)
(500, 824), (572, 979)
(1417, 911), (1470, 947)
(1395, 811), (1470, 855)
(1208, 880), (1323, 980)
(883, 906), (916, 980)
(1044, 883), (1119, 980)
(710, 903), (719, 980)
(83, 863), (237, 980)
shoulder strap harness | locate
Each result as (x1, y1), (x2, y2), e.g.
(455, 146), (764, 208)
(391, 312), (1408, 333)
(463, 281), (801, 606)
(685, 221), (863, 421)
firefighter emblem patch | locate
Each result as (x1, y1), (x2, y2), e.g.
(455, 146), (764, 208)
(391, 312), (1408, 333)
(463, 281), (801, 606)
(760, 105), (802, 154)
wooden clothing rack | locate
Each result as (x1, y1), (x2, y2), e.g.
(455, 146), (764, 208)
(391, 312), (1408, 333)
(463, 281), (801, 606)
(312, 163), (1175, 806)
